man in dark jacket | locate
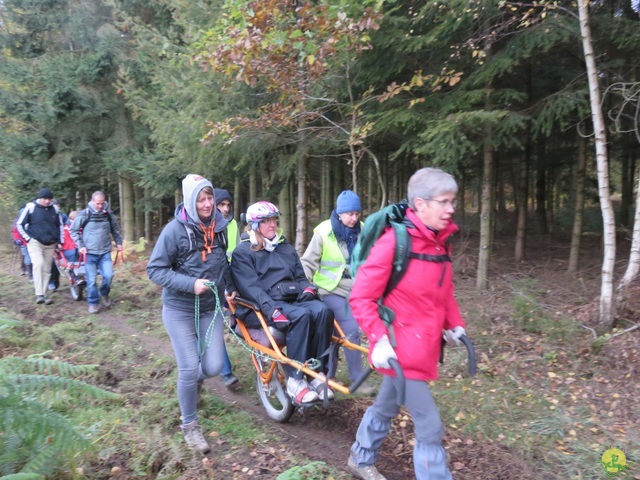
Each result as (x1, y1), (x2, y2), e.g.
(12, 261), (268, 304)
(16, 188), (64, 305)
(70, 191), (123, 313)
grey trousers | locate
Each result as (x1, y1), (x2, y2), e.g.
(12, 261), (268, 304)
(323, 293), (364, 382)
(351, 376), (453, 480)
(162, 304), (225, 425)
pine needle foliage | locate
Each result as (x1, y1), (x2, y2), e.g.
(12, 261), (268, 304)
(0, 345), (121, 476)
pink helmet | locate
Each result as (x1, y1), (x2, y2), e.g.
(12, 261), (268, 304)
(246, 201), (280, 223)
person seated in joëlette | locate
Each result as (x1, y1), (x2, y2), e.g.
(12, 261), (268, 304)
(230, 201), (335, 406)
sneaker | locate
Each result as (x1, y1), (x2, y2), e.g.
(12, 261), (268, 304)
(310, 374), (335, 400)
(347, 455), (387, 480)
(221, 373), (239, 388)
(35, 295), (45, 304)
(88, 304), (100, 314)
(48, 284), (57, 291)
(43, 297), (53, 305)
(101, 295), (112, 308)
(180, 421), (211, 454)
(286, 377), (319, 405)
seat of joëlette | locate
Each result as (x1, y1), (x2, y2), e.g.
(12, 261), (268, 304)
(235, 323), (286, 348)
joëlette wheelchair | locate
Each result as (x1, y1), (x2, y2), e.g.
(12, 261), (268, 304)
(225, 296), (477, 423)
(226, 296), (374, 423)
(54, 250), (87, 301)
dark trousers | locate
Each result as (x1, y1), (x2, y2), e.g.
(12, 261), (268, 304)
(279, 299), (334, 379)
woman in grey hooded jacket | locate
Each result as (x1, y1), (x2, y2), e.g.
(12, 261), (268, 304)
(147, 174), (236, 453)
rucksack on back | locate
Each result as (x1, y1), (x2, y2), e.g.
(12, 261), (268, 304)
(350, 203), (411, 295)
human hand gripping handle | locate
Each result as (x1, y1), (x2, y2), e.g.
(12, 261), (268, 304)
(443, 326), (466, 346)
(371, 335), (397, 369)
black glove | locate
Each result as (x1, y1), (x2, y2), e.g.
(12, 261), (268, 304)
(297, 286), (317, 302)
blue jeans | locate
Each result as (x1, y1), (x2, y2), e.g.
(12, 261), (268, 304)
(20, 246), (32, 266)
(85, 252), (114, 306)
(162, 304), (225, 425)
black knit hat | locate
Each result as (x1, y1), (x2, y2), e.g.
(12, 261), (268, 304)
(37, 188), (54, 199)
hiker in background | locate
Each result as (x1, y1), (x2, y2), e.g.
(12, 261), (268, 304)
(70, 191), (123, 314)
(347, 168), (466, 480)
(15, 188), (64, 305)
(47, 199), (66, 292)
(12, 208), (32, 281)
(147, 174), (237, 454)
(213, 188), (240, 389)
(62, 211), (79, 263)
(301, 190), (374, 395)
(230, 201), (335, 405)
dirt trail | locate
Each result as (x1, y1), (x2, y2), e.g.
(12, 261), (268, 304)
(93, 306), (411, 479)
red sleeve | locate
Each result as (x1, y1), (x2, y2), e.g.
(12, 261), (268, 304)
(348, 228), (396, 344)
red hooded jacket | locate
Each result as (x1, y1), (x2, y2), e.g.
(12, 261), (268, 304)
(349, 208), (465, 381)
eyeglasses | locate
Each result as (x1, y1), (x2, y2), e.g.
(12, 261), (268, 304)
(425, 198), (457, 209)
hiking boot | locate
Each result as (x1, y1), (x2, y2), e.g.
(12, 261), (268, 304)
(347, 455), (387, 480)
(101, 295), (112, 308)
(88, 304), (100, 314)
(310, 373), (335, 400)
(43, 297), (53, 305)
(180, 421), (211, 454)
(35, 295), (45, 304)
(221, 373), (239, 388)
(286, 377), (319, 405)
(354, 381), (377, 396)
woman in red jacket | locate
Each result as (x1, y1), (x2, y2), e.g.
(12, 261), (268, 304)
(347, 168), (466, 480)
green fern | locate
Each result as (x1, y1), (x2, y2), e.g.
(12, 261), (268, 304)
(0, 322), (121, 476)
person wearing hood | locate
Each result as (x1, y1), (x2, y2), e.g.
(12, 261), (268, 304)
(214, 188), (240, 261)
(230, 201), (335, 406)
(301, 191), (374, 396)
(70, 191), (123, 314)
(16, 187), (64, 305)
(147, 174), (237, 454)
(213, 187), (239, 389)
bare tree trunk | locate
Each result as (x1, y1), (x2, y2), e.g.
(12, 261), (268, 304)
(568, 137), (587, 273)
(234, 177), (241, 221)
(477, 95), (494, 291)
(578, 0), (615, 331)
(515, 148), (529, 262)
(120, 174), (135, 243)
(295, 156), (308, 254)
(278, 179), (292, 241)
(615, 163), (640, 315)
(534, 145), (548, 235)
(321, 161), (332, 219)
(249, 165), (257, 204)
(363, 147), (387, 209)
(134, 186), (143, 240)
(144, 187), (152, 243)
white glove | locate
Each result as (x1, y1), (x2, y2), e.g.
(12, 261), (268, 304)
(443, 326), (466, 345)
(371, 335), (397, 369)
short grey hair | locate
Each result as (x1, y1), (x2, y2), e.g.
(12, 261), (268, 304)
(407, 168), (458, 209)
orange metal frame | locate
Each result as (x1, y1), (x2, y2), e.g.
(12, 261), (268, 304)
(226, 296), (369, 396)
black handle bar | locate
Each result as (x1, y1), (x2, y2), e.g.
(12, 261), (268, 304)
(439, 334), (477, 376)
